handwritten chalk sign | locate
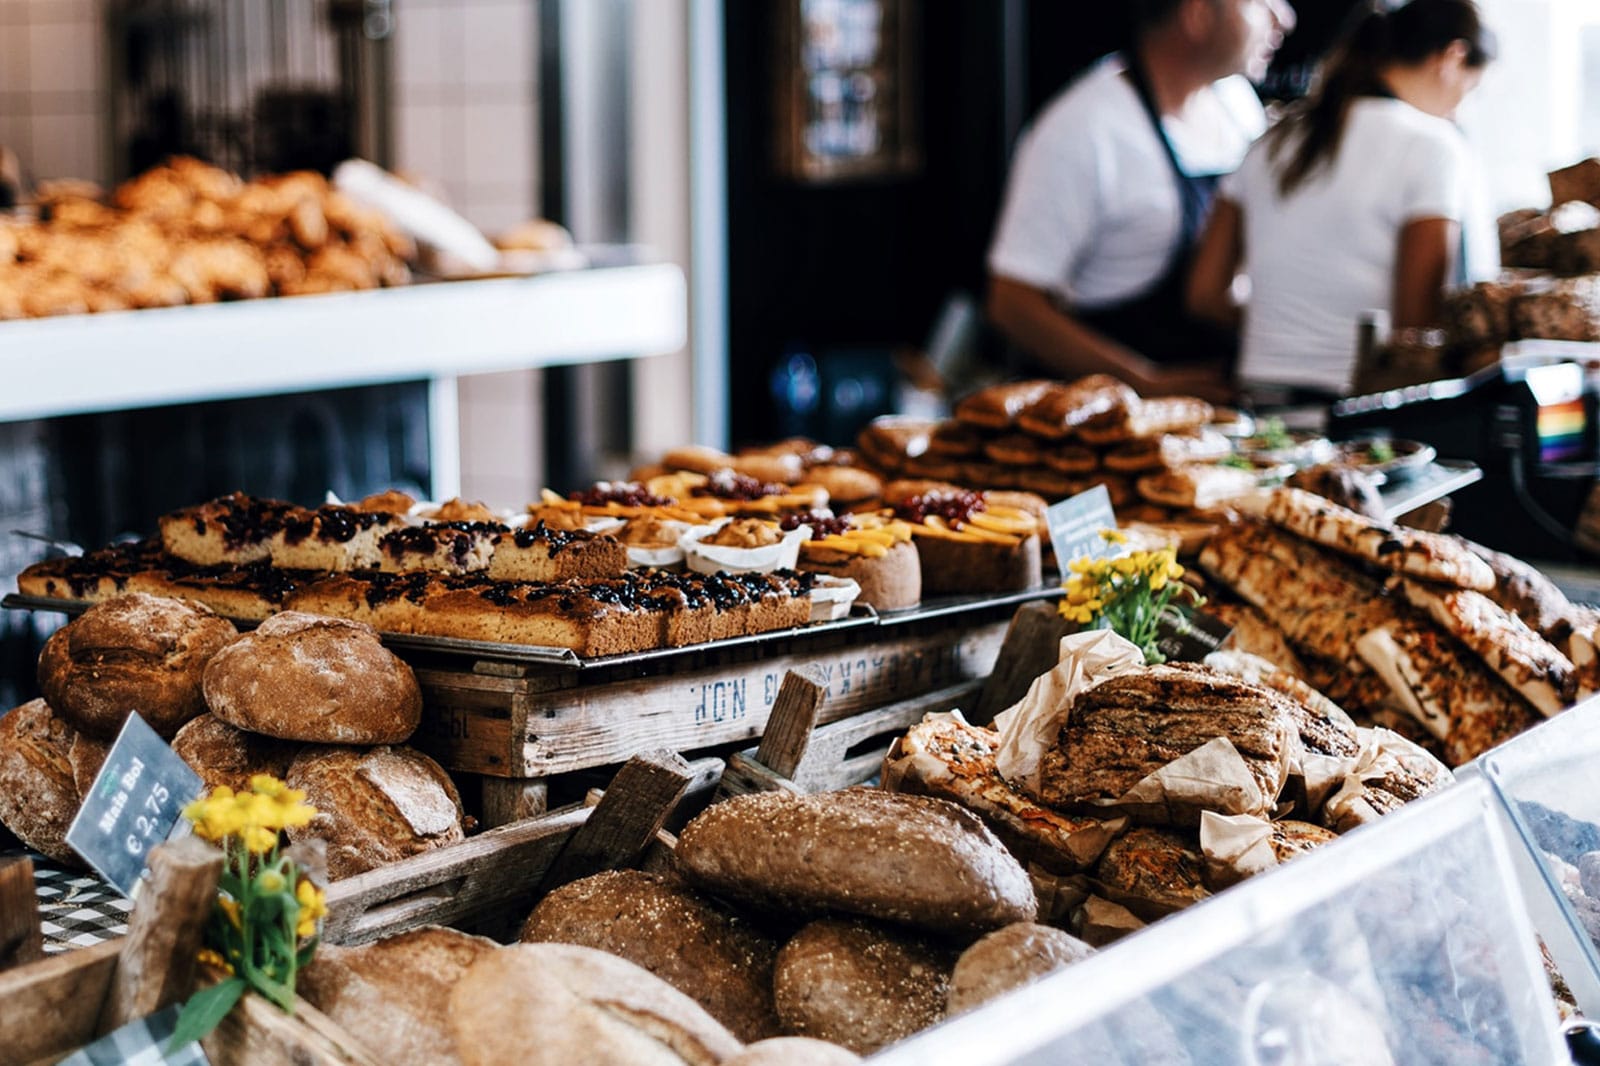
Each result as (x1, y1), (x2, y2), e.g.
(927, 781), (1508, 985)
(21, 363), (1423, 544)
(66, 713), (205, 899)
(1154, 606), (1235, 663)
(1047, 485), (1122, 567)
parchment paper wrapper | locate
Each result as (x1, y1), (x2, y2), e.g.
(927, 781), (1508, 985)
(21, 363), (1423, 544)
(1296, 750), (1357, 821)
(993, 629), (1145, 797)
(1029, 868), (1096, 926)
(1074, 895), (1146, 948)
(1096, 734), (1281, 826)
(1199, 811), (1279, 890)
(881, 710), (1125, 874)
(1320, 727), (1455, 834)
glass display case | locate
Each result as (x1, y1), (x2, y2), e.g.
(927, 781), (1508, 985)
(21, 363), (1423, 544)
(871, 778), (1565, 1065)
(1469, 693), (1600, 1017)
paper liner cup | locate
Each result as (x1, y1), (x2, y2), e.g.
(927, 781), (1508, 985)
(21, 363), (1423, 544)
(679, 520), (812, 575)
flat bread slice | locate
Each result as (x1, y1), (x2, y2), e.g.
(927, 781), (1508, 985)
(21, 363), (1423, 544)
(1396, 578), (1576, 717)
(1263, 488), (1495, 590)
(1207, 602), (1305, 678)
(1102, 428), (1232, 473)
(1077, 397), (1215, 446)
(1137, 464), (1259, 510)
(1353, 621), (1539, 765)
(1458, 537), (1581, 644)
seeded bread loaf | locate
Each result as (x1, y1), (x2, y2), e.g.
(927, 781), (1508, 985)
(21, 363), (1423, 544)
(202, 611), (420, 744)
(521, 869), (783, 1042)
(946, 923), (1093, 1014)
(675, 789), (1037, 935)
(772, 918), (954, 1055)
(449, 943), (744, 1066)
(285, 745), (465, 879)
(37, 593), (239, 739)
(0, 699), (82, 863)
(300, 926), (498, 1065)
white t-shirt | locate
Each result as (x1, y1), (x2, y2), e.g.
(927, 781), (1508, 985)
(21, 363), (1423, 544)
(1223, 97), (1499, 393)
(987, 56), (1267, 310)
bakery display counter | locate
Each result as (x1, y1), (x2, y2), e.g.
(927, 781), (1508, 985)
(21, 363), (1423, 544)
(872, 777), (1565, 1066)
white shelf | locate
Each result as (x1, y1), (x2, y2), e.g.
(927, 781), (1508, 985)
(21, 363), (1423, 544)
(0, 261), (687, 423)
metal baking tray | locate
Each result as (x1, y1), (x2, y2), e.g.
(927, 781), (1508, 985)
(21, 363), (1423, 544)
(875, 583), (1063, 627)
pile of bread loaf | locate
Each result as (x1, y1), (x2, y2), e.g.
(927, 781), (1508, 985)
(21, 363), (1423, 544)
(0, 594), (466, 879)
(856, 375), (1256, 524)
(0, 156), (414, 319)
(1444, 156), (1600, 368)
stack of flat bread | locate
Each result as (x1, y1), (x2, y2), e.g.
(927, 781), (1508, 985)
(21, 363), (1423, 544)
(855, 374), (1255, 522)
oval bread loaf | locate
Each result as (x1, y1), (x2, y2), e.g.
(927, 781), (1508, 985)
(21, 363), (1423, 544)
(449, 942), (744, 1066)
(0, 699), (82, 863)
(285, 745), (464, 879)
(946, 922), (1093, 1015)
(675, 789), (1037, 935)
(299, 925), (497, 1065)
(171, 714), (303, 794)
(37, 593), (238, 739)
(202, 611), (420, 744)
(772, 918), (953, 1055)
(521, 869), (782, 1042)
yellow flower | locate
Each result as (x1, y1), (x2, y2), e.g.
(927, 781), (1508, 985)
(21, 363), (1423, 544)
(196, 947), (234, 976)
(258, 869), (287, 895)
(1112, 556), (1141, 577)
(1068, 557), (1094, 575)
(1150, 572), (1168, 592)
(249, 774), (287, 797)
(218, 896), (242, 930)
(295, 880), (327, 939)
(1099, 528), (1128, 545)
(275, 796), (317, 830)
(244, 825), (280, 855)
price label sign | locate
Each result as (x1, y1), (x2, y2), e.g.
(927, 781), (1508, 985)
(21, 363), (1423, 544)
(66, 713), (205, 899)
(1046, 484), (1122, 568)
(1153, 606), (1235, 663)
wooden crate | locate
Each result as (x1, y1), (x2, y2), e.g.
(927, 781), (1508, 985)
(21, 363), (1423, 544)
(408, 610), (1014, 779)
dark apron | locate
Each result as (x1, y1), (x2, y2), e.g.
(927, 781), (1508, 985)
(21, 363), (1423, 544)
(1074, 57), (1239, 369)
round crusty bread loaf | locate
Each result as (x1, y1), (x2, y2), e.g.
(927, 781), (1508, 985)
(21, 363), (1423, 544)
(449, 942), (744, 1066)
(68, 731), (110, 798)
(724, 1038), (862, 1066)
(520, 869), (782, 1042)
(285, 746), (464, 879)
(37, 593), (239, 739)
(202, 611), (420, 744)
(946, 922), (1093, 1015)
(299, 925), (498, 1065)
(675, 789), (1037, 936)
(171, 714), (303, 794)
(0, 699), (82, 863)
(799, 539), (920, 612)
(772, 918), (953, 1055)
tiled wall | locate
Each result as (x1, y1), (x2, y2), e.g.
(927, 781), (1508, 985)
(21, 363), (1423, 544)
(0, 0), (105, 185)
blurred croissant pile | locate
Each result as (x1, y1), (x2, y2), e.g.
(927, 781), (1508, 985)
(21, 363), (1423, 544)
(0, 155), (416, 319)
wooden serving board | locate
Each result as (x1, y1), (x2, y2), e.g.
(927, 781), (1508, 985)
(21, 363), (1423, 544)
(411, 610), (1013, 778)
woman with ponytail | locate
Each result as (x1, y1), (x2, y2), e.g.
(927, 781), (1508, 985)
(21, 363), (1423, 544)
(1186, 0), (1497, 399)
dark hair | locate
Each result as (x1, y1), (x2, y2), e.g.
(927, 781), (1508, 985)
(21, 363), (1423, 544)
(1267, 0), (1496, 196)
(1131, 0), (1188, 32)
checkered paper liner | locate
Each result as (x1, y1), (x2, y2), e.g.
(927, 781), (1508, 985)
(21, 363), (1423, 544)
(56, 1004), (210, 1066)
(32, 854), (133, 954)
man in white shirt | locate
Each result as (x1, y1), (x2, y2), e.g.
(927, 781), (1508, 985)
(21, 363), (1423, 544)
(986, 0), (1296, 402)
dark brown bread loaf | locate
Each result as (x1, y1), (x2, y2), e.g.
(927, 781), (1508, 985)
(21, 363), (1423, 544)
(724, 1038), (862, 1065)
(1038, 664), (1300, 825)
(171, 714), (302, 793)
(772, 918), (954, 1055)
(675, 789), (1038, 935)
(1269, 819), (1338, 860)
(0, 699), (81, 863)
(449, 943), (744, 1066)
(1462, 537), (1581, 645)
(299, 926), (497, 1066)
(68, 731), (110, 798)
(946, 923), (1093, 1015)
(202, 611), (420, 744)
(37, 593), (238, 739)
(521, 869), (782, 1042)
(285, 746), (464, 879)
(1093, 827), (1211, 921)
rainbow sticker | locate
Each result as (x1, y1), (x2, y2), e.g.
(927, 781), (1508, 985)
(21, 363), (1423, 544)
(1537, 398), (1588, 463)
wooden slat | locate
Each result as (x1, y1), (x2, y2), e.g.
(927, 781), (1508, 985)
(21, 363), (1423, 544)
(753, 666), (830, 778)
(480, 777), (550, 828)
(99, 836), (223, 1034)
(788, 679), (982, 792)
(418, 618), (1010, 777)
(539, 750), (694, 894)
(971, 601), (1074, 725)
(0, 855), (42, 972)
(718, 753), (807, 799)
(203, 990), (382, 1066)
(323, 804), (590, 945)
(0, 937), (122, 1063)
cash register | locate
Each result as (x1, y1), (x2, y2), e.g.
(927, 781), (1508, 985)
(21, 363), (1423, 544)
(1327, 348), (1600, 561)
